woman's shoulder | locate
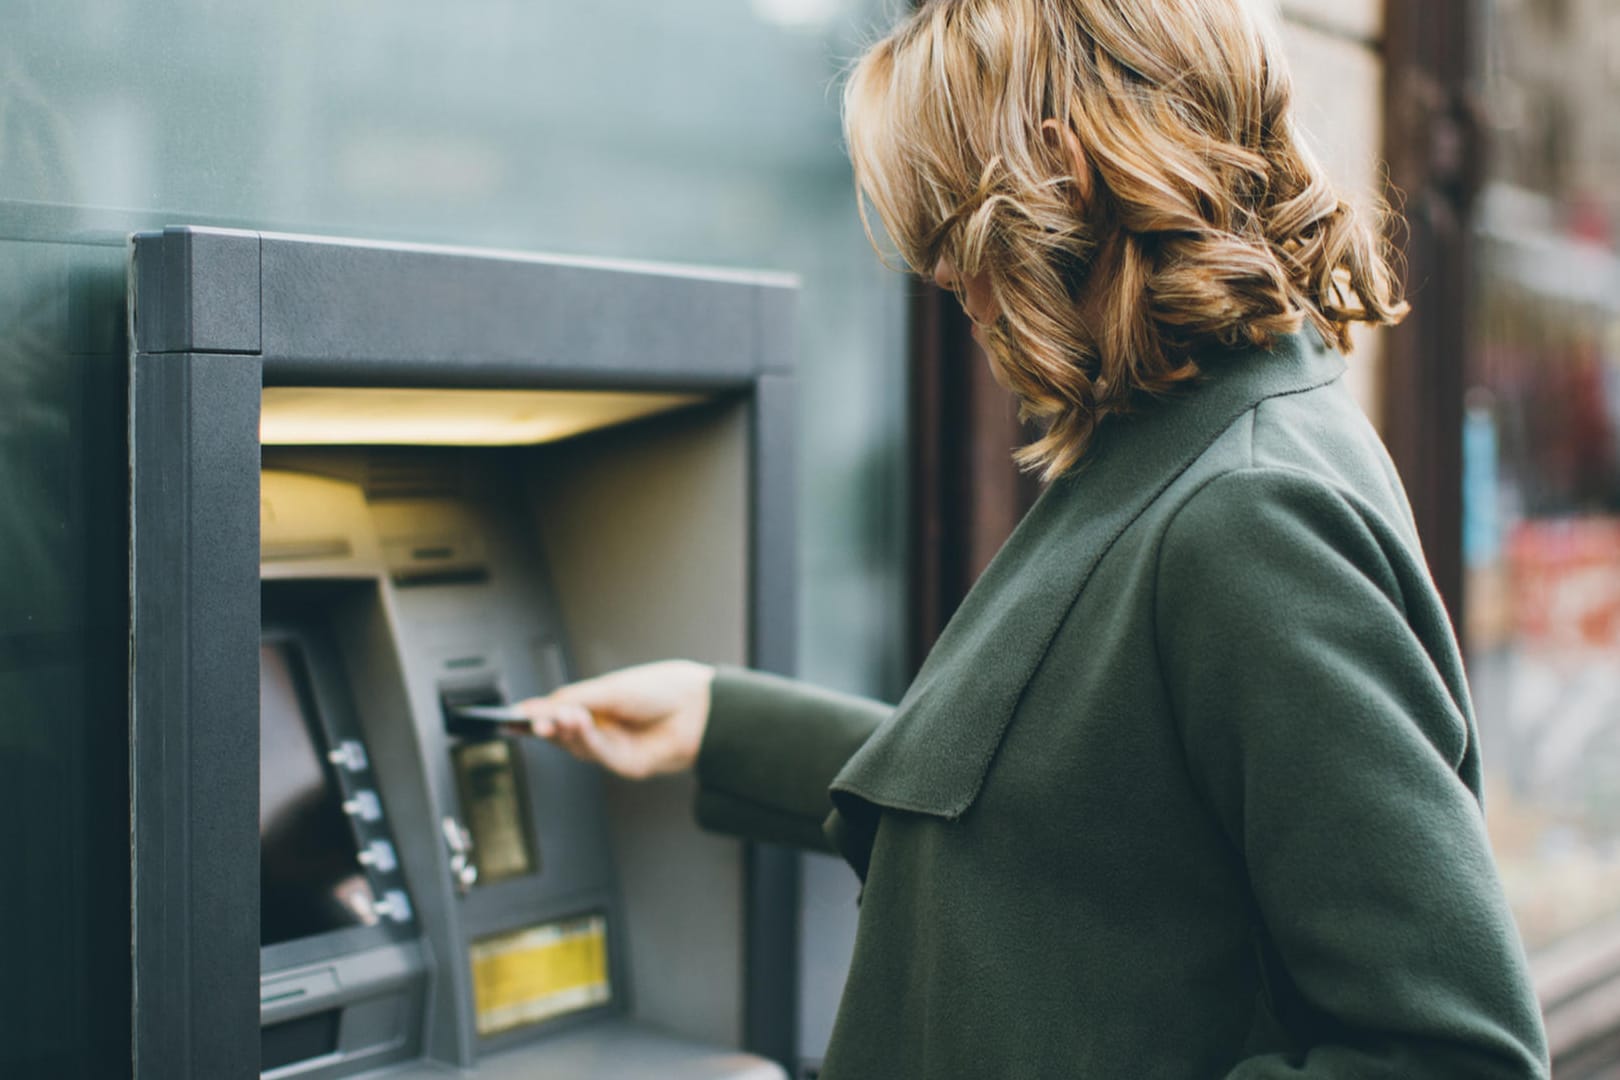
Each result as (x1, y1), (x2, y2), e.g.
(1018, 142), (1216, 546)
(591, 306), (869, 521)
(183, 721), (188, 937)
(1194, 373), (1414, 537)
(1014, 333), (1421, 591)
(1145, 373), (1428, 590)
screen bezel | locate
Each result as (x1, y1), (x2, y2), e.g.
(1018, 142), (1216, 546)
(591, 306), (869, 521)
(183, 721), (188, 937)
(260, 621), (416, 975)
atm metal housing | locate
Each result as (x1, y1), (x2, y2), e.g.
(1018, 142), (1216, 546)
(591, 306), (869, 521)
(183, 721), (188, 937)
(128, 226), (799, 1079)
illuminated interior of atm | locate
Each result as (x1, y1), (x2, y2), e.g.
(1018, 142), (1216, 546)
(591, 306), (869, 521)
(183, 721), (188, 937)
(255, 390), (779, 1079)
(259, 386), (706, 446)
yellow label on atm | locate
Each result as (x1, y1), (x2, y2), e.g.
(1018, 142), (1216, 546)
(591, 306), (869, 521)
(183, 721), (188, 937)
(470, 914), (611, 1036)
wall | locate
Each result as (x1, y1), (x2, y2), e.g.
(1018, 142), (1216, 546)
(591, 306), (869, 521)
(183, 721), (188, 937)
(1272, 0), (1390, 426)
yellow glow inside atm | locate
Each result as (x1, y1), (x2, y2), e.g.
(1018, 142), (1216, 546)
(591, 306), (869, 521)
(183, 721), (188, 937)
(260, 387), (706, 446)
(470, 914), (611, 1036)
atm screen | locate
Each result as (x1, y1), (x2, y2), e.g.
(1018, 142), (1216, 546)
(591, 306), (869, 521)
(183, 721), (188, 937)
(260, 640), (379, 947)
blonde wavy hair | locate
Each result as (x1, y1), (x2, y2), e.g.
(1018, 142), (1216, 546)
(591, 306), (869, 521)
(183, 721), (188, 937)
(844, 0), (1407, 477)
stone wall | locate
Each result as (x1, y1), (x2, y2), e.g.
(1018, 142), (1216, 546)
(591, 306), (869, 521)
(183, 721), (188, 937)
(1269, 0), (1389, 424)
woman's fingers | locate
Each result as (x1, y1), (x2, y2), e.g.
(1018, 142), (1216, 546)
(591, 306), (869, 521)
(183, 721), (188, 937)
(542, 660), (714, 726)
(518, 698), (592, 738)
(547, 708), (656, 778)
(512, 661), (713, 779)
(549, 712), (596, 763)
(543, 665), (675, 723)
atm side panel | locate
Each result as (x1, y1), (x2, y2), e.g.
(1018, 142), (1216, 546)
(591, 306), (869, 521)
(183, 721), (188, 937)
(131, 349), (263, 1080)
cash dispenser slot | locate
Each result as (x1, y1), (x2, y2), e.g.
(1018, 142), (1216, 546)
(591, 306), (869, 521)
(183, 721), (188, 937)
(262, 1010), (341, 1074)
(374, 498), (491, 586)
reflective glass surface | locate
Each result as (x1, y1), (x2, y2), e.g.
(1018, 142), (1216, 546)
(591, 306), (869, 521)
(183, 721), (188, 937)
(0, 237), (129, 1078)
(0, 2), (903, 1074)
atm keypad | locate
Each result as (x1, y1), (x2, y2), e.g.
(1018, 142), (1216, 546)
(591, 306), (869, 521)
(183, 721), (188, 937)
(343, 789), (383, 823)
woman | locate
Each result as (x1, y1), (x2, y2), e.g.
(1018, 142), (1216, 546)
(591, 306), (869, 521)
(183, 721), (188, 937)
(522, 1), (1550, 1076)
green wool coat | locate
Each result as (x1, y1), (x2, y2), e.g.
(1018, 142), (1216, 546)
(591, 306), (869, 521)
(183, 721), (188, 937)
(694, 331), (1550, 1079)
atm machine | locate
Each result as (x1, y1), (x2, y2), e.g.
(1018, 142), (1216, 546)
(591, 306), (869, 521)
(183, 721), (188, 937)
(128, 228), (800, 1079)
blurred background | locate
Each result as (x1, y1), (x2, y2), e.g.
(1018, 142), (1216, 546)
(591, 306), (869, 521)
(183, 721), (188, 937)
(1464, 0), (1620, 1071)
(0, 0), (1616, 1076)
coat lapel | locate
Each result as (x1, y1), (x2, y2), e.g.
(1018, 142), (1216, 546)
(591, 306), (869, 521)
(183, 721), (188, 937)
(826, 331), (1347, 875)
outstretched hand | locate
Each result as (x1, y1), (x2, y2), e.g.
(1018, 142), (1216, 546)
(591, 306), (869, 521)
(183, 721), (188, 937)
(516, 660), (715, 780)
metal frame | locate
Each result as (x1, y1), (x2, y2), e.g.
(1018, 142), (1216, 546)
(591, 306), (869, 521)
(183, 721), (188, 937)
(129, 344), (262, 1080)
(129, 226), (801, 1077)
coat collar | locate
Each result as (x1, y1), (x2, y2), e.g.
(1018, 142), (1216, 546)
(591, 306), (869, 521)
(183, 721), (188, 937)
(825, 330), (1347, 876)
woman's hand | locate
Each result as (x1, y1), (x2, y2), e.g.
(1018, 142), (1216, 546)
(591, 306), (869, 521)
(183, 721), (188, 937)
(516, 660), (715, 780)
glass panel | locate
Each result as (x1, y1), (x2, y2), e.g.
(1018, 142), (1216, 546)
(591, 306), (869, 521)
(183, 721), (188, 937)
(1469, 0), (1620, 952)
(6, 0), (910, 694)
(0, 239), (130, 1077)
(2, 2), (903, 1073)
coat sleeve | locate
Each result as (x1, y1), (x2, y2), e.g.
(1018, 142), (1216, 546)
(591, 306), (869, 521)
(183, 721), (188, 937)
(1155, 467), (1549, 1079)
(693, 666), (891, 852)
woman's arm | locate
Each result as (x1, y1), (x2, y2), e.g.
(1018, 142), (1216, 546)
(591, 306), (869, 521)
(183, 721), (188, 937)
(696, 667), (892, 852)
(522, 663), (891, 854)
(1155, 467), (1549, 1079)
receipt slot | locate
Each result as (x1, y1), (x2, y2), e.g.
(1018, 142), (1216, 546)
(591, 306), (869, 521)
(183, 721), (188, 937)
(129, 228), (798, 1079)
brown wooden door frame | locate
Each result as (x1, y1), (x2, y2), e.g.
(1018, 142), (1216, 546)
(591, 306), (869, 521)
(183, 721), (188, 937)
(907, 283), (1040, 669)
(1380, 0), (1489, 629)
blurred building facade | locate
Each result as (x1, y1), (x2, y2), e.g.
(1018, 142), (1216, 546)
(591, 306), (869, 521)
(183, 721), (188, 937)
(1, 0), (1616, 1077)
(1468, 0), (1620, 1071)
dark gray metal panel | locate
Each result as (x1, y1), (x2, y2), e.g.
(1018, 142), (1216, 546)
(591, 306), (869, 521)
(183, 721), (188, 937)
(327, 584), (474, 1069)
(743, 844), (801, 1070)
(753, 286), (796, 377)
(750, 373), (797, 681)
(130, 350), (262, 1080)
(131, 228), (262, 355)
(744, 371), (801, 1068)
(255, 231), (793, 388)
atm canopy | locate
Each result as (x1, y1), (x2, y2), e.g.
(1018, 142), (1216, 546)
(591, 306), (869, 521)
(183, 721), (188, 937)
(132, 226), (796, 388)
